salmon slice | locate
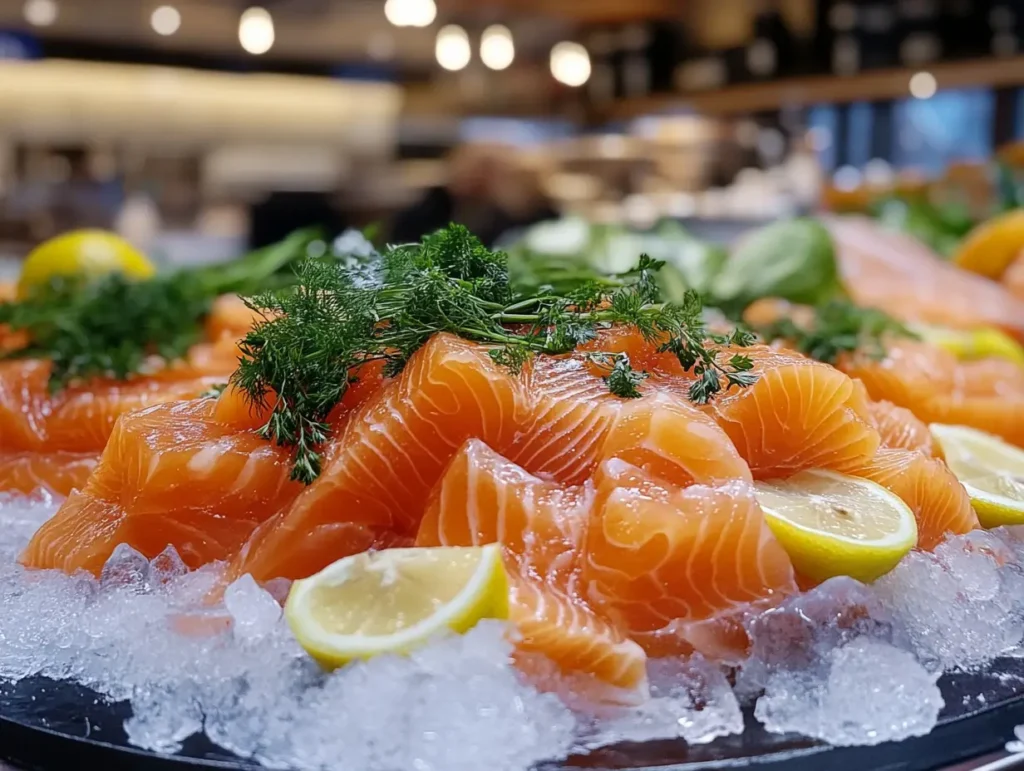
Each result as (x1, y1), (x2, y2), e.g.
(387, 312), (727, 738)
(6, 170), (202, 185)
(20, 356), (391, 575)
(0, 338), (240, 454)
(842, 339), (1024, 448)
(205, 294), (262, 342)
(699, 345), (880, 478)
(844, 448), (978, 551)
(509, 576), (648, 694)
(20, 398), (303, 573)
(415, 438), (647, 691)
(825, 215), (1024, 341)
(503, 354), (620, 486)
(228, 333), (652, 584)
(596, 393), (753, 488)
(865, 398), (937, 456)
(584, 459), (796, 643)
(0, 451), (97, 497)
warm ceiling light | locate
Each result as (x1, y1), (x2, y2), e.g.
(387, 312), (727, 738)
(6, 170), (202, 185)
(909, 70), (937, 99)
(151, 5), (181, 36)
(550, 41), (591, 87)
(384, 0), (436, 28)
(480, 24), (514, 70)
(436, 24), (470, 71)
(239, 7), (275, 55)
(23, 0), (58, 27)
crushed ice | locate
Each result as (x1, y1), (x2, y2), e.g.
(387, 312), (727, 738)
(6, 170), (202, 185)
(3, 493), (1024, 768)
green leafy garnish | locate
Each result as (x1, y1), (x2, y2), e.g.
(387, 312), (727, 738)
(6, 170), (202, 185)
(233, 224), (757, 484)
(710, 218), (841, 315)
(0, 228), (321, 391)
(753, 299), (915, 365)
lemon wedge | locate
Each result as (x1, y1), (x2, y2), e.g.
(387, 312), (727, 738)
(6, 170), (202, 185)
(285, 544), (509, 669)
(18, 229), (155, 298)
(929, 423), (1024, 527)
(754, 469), (918, 584)
(909, 323), (1024, 366)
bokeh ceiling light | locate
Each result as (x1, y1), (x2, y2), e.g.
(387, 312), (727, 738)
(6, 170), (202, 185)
(550, 41), (591, 87)
(239, 7), (275, 55)
(151, 5), (181, 36)
(909, 70), (937, 99)
(436, 24), (471, 72)
(384, 0), (436, 28)
(23, 0), (58, 27)
(480, 24), (514, 70)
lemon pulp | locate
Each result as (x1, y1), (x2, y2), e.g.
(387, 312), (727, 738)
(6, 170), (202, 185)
(285, 544), (509, 669)
(754, 469), (917, 584)
(929, 423), (1024, 527)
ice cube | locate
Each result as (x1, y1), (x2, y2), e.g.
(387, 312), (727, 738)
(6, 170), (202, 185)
(580, 655), (743, 749)
(224, 574), (283, 640)
(874, 533), (1024, 669)
(755, 637), (943, 746)
(100, 544), (151, 591)
(149, 547), (187, 588)
(736, 576), (902, 701)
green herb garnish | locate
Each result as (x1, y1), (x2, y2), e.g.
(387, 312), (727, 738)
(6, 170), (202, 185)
(754, 299), (915, 365)
(233, 224), (757, 484)
(0, 228), (320, 391)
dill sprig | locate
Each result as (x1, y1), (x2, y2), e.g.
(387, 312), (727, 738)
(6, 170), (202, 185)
(754, 299), (916, 365)
(233, 224), (757, 484)
(0, 229), (320, 391)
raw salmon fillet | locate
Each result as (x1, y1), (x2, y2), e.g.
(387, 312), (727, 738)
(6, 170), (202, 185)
(865, 398), (937, 456)
(0, 451), (97, 497)
(416, 438), (648, 691)
(0, 349), (234, 453)
(841, 339), (1024, 448)
(844, 448), (978, 551)
(583, 459), (796, 641)
(698, 345), (880, 478)
(825, 216), (1024, 341)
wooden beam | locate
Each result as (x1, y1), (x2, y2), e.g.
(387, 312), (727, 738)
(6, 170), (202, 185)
(437, 0), (681, 24)
(604, 56), (1024, 119)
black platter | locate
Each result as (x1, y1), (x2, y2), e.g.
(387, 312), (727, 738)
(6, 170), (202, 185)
(2, 658), (1024, 771)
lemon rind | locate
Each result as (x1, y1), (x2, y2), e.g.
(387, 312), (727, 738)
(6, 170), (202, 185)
(286, 544), (506, 660)
(755, 470), (918, 550)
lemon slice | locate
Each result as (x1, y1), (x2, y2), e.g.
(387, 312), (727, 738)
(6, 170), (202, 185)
(18, 229), (155, 298)
(284, 544), (509, 669)
(909, 323), (1024, 366)
(754, 469), (918, 584)
(929, 423), (1024, 527)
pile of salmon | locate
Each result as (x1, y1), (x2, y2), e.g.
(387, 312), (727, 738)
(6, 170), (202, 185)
(3, 218), (1024, 695)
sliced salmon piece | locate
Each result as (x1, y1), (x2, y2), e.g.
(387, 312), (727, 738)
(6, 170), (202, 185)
(844, 448), (978, 551)
(584, 459), (796, 644)
(865, 398), (937, 456)
(204, 294), (262, 342)
(504, 353), (620, 486)
(20, 399), (303, 573)
(0, 339), (240, 454)
(415, 438), (646, 691)
(596, 393), (752, 488)
(0, 451), (97, 497)
(228, 334), (532, 583)
(826, 215), (1024, 341)
(700, 345), (880, 478)
(509, 576), (648, 694)
(842, 339), (1024, 448)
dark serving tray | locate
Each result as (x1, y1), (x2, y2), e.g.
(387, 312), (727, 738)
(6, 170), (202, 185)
(4, 658), (1024, 771)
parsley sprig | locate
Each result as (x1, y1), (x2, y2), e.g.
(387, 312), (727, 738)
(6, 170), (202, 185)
(233, 224), (757, 484)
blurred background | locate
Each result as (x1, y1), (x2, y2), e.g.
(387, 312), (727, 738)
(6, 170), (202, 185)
(0, 0), (1022, 269)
